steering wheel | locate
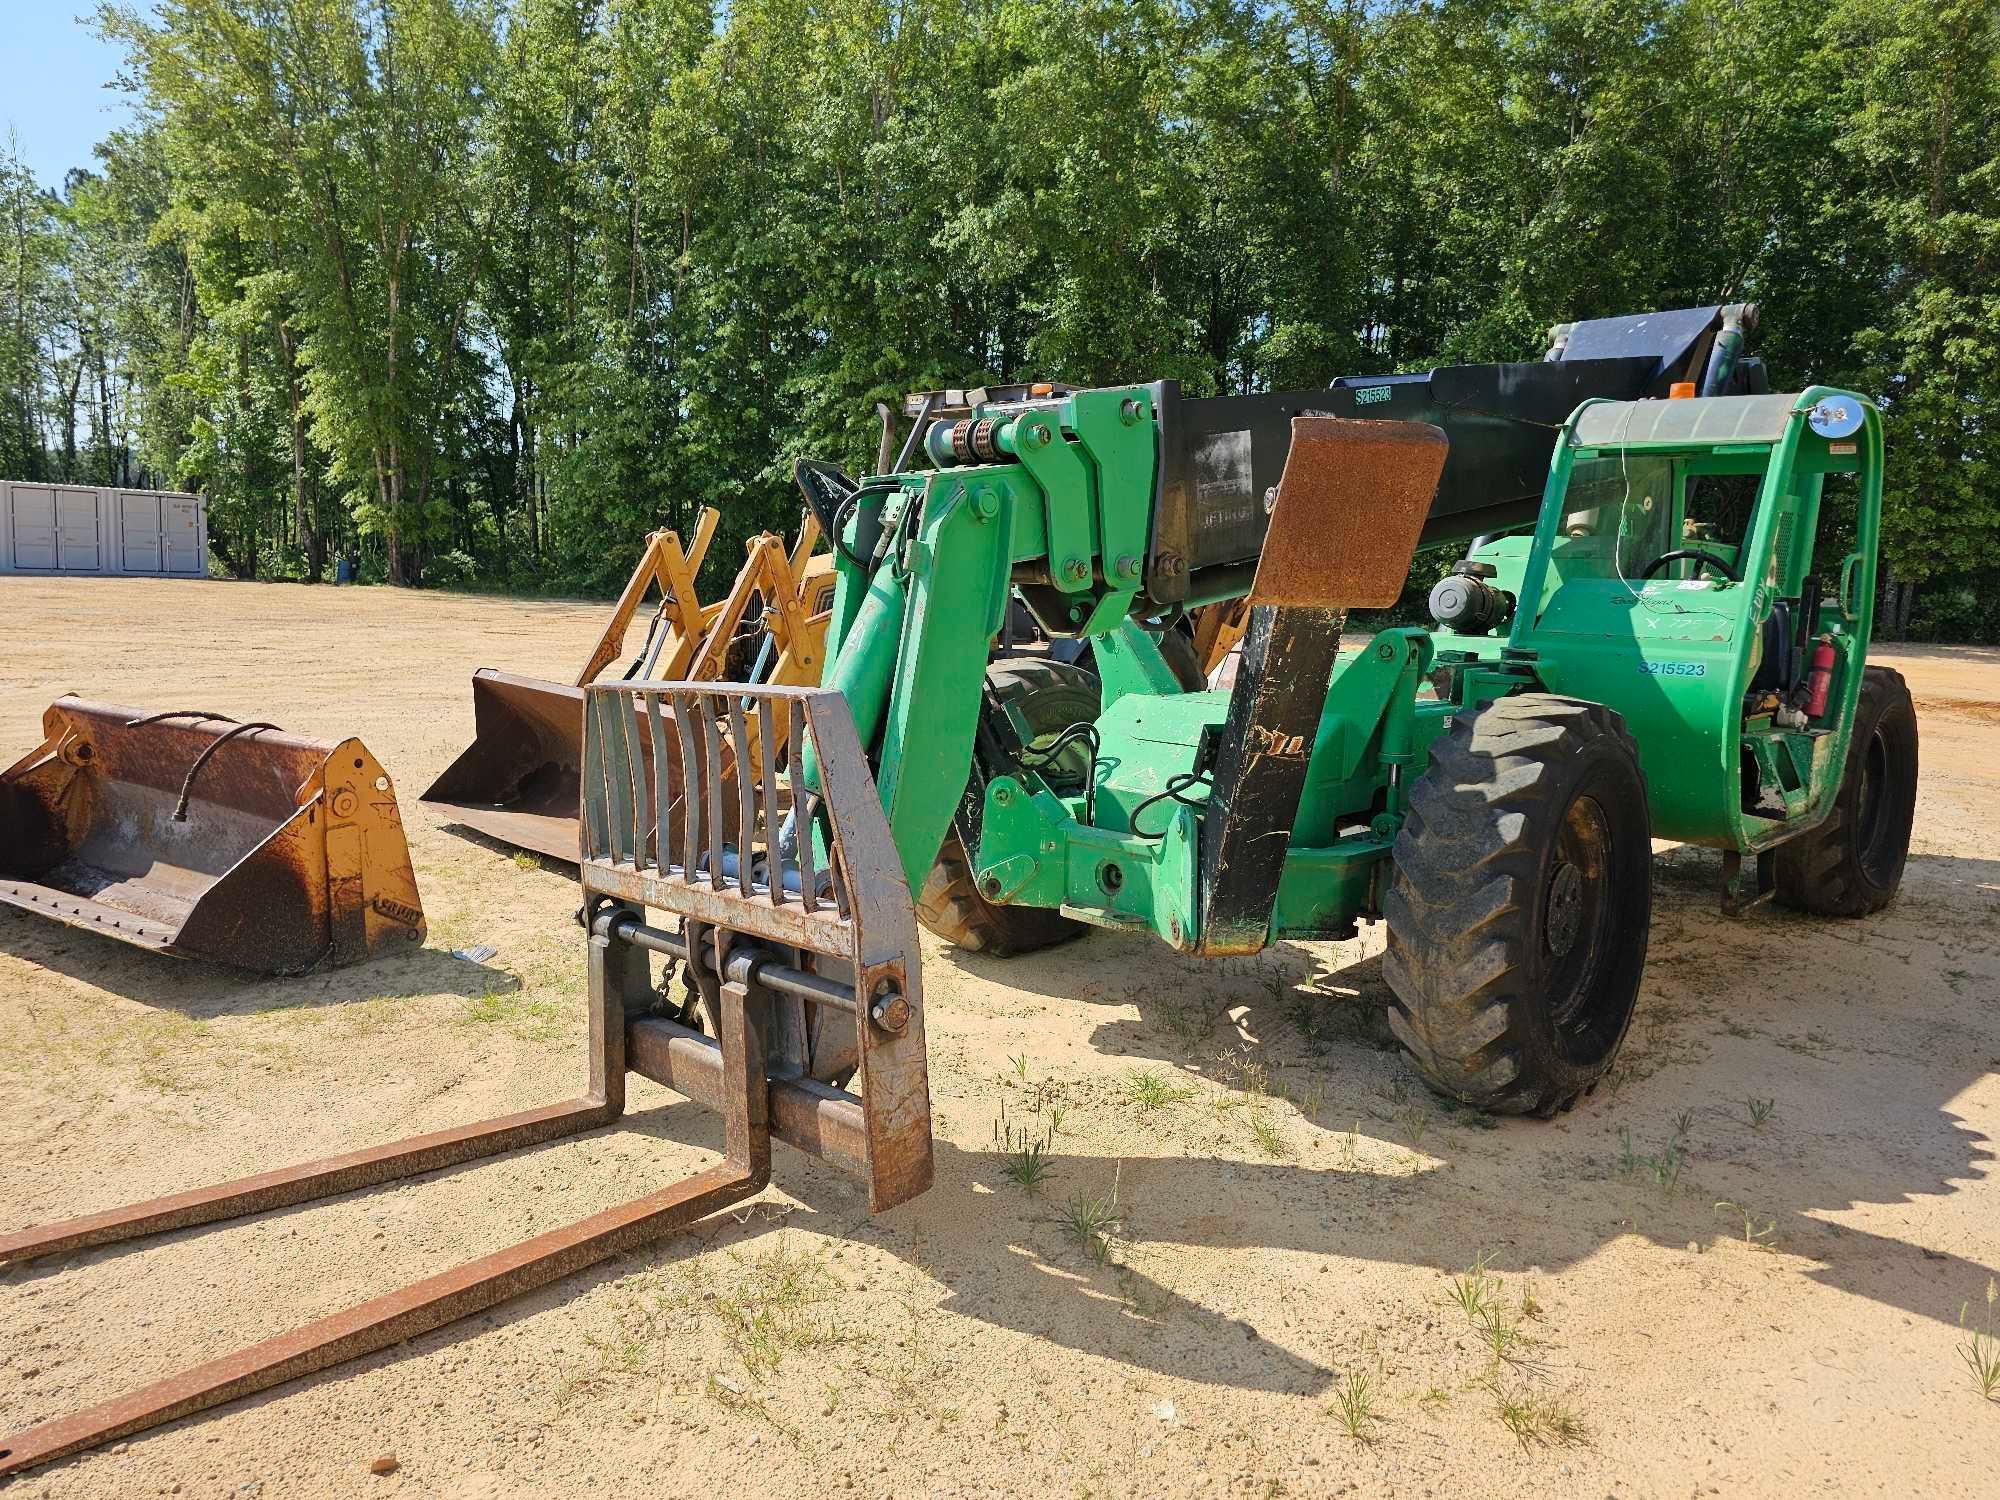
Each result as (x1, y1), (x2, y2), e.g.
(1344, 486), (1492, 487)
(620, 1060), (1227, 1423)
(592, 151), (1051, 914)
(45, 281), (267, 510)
(1640, 548), (1740, 583)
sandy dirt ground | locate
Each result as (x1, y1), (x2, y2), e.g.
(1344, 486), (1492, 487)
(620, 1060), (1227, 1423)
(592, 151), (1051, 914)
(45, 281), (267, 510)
(1, 576), (1996, 1499)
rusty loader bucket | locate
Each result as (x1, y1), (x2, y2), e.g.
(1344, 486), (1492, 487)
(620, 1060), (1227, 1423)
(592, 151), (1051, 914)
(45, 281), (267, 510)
(0, 700), (425, 973)
(417, 669), (596, 862)
(0, 681), (930, 1478)
(422, 510), (835, 862)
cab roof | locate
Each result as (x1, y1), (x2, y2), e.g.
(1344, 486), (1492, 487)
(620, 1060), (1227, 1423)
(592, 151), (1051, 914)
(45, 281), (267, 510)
(1569, 392), (1804, 449)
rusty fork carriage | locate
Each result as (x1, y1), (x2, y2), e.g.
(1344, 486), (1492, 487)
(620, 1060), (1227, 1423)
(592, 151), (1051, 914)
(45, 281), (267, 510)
(0, 682), (931, 1479)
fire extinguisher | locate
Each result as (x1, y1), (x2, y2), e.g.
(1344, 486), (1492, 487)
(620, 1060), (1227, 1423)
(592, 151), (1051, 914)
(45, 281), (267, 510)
(1803, 636), (1837, 718)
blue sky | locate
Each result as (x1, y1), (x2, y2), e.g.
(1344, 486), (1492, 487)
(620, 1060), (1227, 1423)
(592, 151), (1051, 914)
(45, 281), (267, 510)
(3, 7), (138, 189)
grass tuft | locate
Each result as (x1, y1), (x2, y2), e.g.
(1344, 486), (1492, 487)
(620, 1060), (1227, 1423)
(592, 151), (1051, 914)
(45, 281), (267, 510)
(1330, 1370), (1377, 1442)
(709, 1244), (846, 1378)
(456, 986), (561, 1041)
(1959, 1277), (2000, 1402)
(1397, 1103), (1429, 1149)
(1248, 1110), (1287, 1159)
(1494, 1386), (1588, 1448)
(1615, 1125), (1687, 1190)
(1447, 1254), (1502, 1324)
(1339, 1121), (1361, 1169)
(1126, 1069), (1192, 1112)
(1061, 1170), (1123, 1264)
(993, 1114), (1052, 1194)
(1714, 1200), (1779, 1251)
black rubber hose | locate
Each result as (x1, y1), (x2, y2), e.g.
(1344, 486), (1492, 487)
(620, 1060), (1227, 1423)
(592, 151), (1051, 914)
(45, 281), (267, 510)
(1130, 771), (1211, 840)
(795, 458), (871, 571)
(172, 722), (280, 821)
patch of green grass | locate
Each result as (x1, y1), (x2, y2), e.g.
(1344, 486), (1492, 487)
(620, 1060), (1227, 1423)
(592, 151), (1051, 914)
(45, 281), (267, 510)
(1479, 1307), (1524, 1366)
(1248, 1110), (1287, 1158)
(581, 1324), (650, 1382)
(1494, 1386), (1587, 1448)
(1615, 1127), (1640, 1175)
(1330, 1370), (1377, 1442)
(1126, 1069), (1192, 1112)
(1745, 1096), (1776, 1129)
(1959, 1278), (2000, 1402)
(567, 1239), (841, 1404)
(1215, 1046), (1270, 1098)
(1157, 997), (1218, 1044)
(709, 1244), (845, 1378)
(1061, 1171), (1123, 1265)
(993, 1117), (1052, 1194)
(1650, 1140), (1687, 1188)
(1447, 1254), (1503, 1324)
(512, 850), (542, 871)
(1445, 1254), (1544, 1377)
(1615, 1126), (1688, 1191)
(339, 995), (407, 1038)
(456, 986), (561, 1040)
(89, 1012), (215, 1094)
(1300, 1077), (1327, 1123)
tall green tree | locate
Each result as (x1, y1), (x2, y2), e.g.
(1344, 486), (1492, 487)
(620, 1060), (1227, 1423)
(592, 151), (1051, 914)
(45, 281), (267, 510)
(0, 0), (1981, 635)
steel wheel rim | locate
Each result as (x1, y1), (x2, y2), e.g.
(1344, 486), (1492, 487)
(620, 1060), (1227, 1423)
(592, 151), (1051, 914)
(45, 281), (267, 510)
(1545, 794), (1613, 1037)
(1855, 724), (1895, 880)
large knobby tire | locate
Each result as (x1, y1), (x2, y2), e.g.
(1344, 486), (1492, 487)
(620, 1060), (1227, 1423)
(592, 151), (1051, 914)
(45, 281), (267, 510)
(1157, 626), (1210, 691)
(1774, 665), (1918, 916)
(915, 658), (1098, 957)
(1383, 694), (1653, 1116)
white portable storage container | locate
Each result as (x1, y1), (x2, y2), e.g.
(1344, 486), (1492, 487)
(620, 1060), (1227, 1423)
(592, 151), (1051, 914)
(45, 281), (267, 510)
(0, 482), (207, 577)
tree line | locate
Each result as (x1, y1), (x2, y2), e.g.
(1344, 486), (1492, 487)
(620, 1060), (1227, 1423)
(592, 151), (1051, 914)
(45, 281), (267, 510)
(1, 0), (1994, 637)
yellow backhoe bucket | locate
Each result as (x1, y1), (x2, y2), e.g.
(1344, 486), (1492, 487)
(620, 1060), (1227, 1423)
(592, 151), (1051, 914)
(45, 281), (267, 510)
(422, 509), (834, 863)
(0, 700), (425, 973)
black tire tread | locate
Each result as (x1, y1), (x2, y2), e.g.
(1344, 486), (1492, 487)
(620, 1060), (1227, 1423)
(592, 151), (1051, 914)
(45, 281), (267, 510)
(915, 830), (1087, 957)
(913, 657), (1096, 957)
(1384, 693), (1650, 1117)
(1774, 666), (1917, 917)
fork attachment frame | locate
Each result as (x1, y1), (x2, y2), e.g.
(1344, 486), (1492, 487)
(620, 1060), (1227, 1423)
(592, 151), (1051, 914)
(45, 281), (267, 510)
(0, 685), (928, 1479)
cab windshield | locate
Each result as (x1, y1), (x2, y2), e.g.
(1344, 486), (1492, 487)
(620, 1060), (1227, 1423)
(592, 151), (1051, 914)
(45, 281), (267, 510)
(1550, 453), (1768, 587)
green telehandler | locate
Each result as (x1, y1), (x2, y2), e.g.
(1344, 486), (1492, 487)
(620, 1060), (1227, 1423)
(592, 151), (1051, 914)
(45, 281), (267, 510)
(629, 298), (1919, 1117)
(0, 304), (1923, 1475)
